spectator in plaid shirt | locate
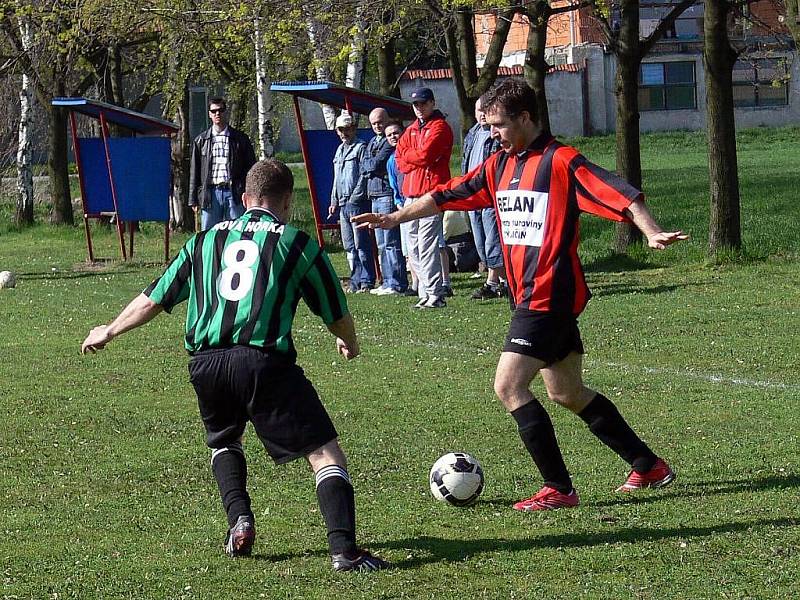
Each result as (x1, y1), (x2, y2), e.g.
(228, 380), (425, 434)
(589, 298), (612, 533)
(189, 97), (257, 231)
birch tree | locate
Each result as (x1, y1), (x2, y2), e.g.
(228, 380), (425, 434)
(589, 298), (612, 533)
(15, 16), (34, 226)
(254, 14), (274, 158)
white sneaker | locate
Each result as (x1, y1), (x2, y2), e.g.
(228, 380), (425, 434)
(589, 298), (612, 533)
(414, 296), (429, 308)
(420, 295), (446, 309)
(369, 286), (386, 295)
(471, 271), (483, 279)
(375, 287), (400, 296)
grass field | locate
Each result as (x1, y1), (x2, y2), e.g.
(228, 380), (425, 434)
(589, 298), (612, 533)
(1, 127), (799, 599)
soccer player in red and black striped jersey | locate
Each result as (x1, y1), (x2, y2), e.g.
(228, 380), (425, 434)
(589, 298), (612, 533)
(354, 79), (687, 512)
(81, 159), (389, 571)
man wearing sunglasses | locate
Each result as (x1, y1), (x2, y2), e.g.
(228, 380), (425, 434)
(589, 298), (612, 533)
(190, 97), (257, 231)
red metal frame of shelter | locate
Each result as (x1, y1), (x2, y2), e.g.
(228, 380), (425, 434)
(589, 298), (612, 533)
(52, 98), (179, 263)
(270, 81), (415, 247)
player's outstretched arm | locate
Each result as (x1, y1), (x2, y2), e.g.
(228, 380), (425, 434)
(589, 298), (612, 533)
(625, 199), (688, 250)
(326, 314), (359, 360)
(81, 293), (163, 354)
(352, 193), (439, 229)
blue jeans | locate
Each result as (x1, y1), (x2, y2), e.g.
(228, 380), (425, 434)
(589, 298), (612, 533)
(202, 187), (244, 231)
(371, 196), (407, 291)
(340, 202), (375, 290)
(468, 207), (503, 269)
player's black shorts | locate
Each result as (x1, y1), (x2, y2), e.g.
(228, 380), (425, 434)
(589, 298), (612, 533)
(502, 309), (584, 366)
(188, 346), (337, 464)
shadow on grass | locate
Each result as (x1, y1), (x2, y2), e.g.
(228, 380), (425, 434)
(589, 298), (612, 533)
(589, 281), (685, 298)
(588, 473), (800, 509)
(17, 261), (167, 281)
(380, 516), (798, 569)
(583, 253), (654, 273)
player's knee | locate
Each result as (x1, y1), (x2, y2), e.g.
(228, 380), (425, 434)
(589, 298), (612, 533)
(546, 388), (580, 409)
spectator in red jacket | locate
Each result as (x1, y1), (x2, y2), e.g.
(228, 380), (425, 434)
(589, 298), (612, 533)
(395, 87), (453, 309)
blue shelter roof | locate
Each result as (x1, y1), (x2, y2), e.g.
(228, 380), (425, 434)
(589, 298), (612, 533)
(270, 81), (414, 120)
(52, 97), (179, 135)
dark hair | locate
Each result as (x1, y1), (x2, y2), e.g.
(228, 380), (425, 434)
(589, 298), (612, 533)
(384, 121), (405, 132)
(208, 96), (227, 110)
(480, 78), (538, 121)
(246, 159), (294, 200)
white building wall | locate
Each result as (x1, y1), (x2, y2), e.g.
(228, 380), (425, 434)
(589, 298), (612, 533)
(273, 47), (800, 152)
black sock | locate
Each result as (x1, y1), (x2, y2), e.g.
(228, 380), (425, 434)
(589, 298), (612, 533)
(315, 465), (357, 556)
(578, 393), (658, 473)
(511, 400), (573, 494)
(211, 443), (253, 528)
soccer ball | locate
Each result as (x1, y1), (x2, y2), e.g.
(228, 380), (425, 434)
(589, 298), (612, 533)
(0, 271), (16, 289)
(429, 452), (484, 506)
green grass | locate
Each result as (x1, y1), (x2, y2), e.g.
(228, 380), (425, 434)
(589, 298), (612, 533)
(1, 128), (799, 598)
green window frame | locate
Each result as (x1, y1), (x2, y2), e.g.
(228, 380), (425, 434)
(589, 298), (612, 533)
(638, 61), (697, 111)
(732, 60), (789, 108)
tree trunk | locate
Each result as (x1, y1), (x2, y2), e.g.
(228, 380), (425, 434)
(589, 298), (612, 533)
(377, 35), (400, 98)
(523, 2), (552, 134)
(613, 0), (644, 251)
(47, 103), (73, 225)
(15, 19), (34, 226)
(345, 1), (367, 90)
(784, 0), (800, 46)
(704, 0), (742, 254)
(254, 16), (274, 159)
(444, 17), (473, 137)
(170, 84), (193, 233)
(306, 17), (337, 129)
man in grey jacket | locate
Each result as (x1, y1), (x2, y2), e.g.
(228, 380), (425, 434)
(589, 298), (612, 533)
(189, 97), (257, 231)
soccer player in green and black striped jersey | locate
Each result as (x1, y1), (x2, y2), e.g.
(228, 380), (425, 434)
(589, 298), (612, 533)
(81, 159), (389, 573)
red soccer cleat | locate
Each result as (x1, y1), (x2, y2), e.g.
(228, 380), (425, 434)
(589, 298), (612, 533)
(513, 486), (580, 512)
(616, 458), (676, 492)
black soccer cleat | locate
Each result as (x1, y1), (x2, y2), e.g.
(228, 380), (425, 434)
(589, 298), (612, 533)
(331, 549), (391, 573)
(224, 515), (256, 557)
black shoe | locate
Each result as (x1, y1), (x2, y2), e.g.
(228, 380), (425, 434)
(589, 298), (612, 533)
(331, 549), (391, 572)
(403, 288), (418, 297)
(470, 283), (504, 300)
(443, 285), (454, 297)
(224, 515), (255, 557)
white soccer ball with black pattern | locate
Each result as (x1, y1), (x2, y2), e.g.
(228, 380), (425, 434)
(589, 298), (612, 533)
(429, 452), (484, 506)
(0, 271), (15, 289)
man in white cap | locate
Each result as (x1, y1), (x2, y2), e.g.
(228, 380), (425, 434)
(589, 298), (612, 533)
(328, 113), (375, 292)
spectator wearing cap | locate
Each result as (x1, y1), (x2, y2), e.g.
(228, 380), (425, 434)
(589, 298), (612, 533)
(328, 113), (375, 292)
(394, 87), (454, 309)
(361, 108), (408, 296)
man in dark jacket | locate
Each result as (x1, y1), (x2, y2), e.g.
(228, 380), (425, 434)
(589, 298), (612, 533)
(361, 108), (407, 295)
(189, 97), (257, 231)
(462, 97), (506, 300)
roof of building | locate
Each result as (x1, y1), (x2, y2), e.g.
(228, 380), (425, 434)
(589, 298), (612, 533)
(401, 63), (585, 81)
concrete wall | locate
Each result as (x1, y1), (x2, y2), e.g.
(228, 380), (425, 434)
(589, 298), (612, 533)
(576, 44), (800, 135)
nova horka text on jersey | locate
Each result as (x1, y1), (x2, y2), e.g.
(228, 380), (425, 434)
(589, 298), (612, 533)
(211, 220), (286, 234)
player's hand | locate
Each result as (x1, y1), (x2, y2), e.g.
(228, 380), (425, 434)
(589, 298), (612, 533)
(647, 231), (688, 250)
(351, 212), (395, 230)
(328, 204), (338, 218)
(81, 325), (113, 354)
(192, 206), (199, 214)
(336, 338), (359, 360)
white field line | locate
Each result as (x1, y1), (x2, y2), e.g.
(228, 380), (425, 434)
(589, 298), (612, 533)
(349, 332), (800, 393)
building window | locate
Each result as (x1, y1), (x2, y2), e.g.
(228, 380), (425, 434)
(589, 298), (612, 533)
(733, 59), (789, 108)
(638, 61), (697, 111)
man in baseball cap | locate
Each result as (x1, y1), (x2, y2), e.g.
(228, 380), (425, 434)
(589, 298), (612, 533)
(410, 87), (435, 103)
